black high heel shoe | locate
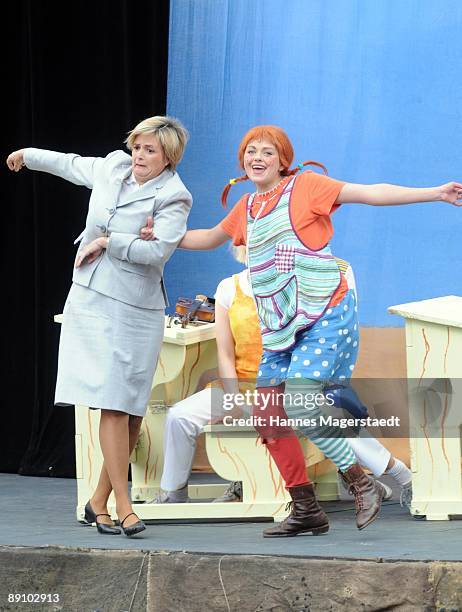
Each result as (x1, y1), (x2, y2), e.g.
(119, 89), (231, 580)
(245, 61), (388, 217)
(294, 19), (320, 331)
(120, 512), (146, 537)
(84, 501), (121, 535)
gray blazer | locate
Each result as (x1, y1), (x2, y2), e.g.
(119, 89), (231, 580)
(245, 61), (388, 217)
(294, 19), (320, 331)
(24, 148), (192, 309)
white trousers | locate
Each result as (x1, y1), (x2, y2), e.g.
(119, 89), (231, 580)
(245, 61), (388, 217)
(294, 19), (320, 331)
(160, 388), (392, 491)
(161, 388), (224, 491)
(347, 430), (391, 476)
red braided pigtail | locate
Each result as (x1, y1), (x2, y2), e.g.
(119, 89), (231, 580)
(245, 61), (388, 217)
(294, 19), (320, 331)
(286, 160), (328, 176)
(221, 174), (249, 207)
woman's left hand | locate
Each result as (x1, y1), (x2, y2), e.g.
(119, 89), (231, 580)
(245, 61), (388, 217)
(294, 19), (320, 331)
(75, 237), (108, 268)
(439, 182), (462, 206)
(209, 404), (244, 425)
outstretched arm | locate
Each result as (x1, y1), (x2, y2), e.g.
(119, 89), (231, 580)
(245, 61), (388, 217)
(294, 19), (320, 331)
(140, 215), (230, 255)
(337, 181), (462, 207)
(179, 224), (230, 250)
(6, 147), (103, 189)
(141, 217), (230, 250)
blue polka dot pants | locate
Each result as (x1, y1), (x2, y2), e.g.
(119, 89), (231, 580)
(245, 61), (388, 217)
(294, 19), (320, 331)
(257, 290), (359, 472)
(257, 290), (359, 386)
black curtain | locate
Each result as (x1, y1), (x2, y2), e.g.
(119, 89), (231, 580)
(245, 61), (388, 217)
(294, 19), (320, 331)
(1, 0), (170, 477)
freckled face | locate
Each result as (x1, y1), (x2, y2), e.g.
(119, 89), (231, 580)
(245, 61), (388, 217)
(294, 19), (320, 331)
(131, 134), (168, 184)
(243, 138), (283, 192)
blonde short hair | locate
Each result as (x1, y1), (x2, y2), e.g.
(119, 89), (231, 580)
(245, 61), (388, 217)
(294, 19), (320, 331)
(125, 115), (189, 172)
(231, 245), (247, 264)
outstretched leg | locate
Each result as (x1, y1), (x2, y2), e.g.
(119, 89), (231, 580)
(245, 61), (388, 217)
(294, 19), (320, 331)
(284, 378), (385, 529)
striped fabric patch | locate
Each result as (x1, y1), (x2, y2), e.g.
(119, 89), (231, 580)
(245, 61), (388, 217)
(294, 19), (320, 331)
(255, 276), (297, 330)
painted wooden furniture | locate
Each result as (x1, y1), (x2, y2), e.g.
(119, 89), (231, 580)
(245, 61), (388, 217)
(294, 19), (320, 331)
(389, 296), (462, 520)
(56, 315), (339, 522)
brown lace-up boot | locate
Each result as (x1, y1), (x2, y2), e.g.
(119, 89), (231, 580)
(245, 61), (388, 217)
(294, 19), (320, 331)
(263, 483), (329, 538)
(340, 463), (386, 530)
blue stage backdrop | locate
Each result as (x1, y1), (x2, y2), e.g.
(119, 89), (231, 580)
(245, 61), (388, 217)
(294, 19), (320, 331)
(165, 0), (462, 326)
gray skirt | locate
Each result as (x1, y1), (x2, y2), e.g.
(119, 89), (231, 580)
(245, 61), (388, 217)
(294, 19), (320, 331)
(55, 283), (165, 416)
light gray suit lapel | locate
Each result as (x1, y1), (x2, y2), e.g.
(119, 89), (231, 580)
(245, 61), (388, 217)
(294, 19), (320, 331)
(111, 165), (131, 204)
(117, 168), (174, 207)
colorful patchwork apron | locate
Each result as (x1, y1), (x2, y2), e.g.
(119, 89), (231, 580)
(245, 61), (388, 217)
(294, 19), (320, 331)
(247, 177), (342, 352)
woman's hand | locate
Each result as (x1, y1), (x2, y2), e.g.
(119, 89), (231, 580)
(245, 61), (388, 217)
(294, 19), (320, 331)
(140, 216), (156, 240)
(438, 182), (462, 206)
(6, 149), (25, 172)
(209, 401), (245, 425)
(75, 237), (108, 268)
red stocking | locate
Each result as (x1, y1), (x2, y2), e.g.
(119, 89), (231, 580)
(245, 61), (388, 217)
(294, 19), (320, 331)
(254, 385), (310, 488)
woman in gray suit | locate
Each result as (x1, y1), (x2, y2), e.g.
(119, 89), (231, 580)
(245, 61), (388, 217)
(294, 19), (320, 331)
(7, 116), (192, 536)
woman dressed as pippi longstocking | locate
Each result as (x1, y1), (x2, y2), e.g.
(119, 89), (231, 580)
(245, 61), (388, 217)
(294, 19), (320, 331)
(157, 126), (462, 537)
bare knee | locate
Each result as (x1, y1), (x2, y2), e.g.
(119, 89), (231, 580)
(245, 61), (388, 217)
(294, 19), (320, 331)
(100, 409), (129, 424)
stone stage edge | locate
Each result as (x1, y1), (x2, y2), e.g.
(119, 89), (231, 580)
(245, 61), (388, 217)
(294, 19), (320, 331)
(0, 473), (461, 611)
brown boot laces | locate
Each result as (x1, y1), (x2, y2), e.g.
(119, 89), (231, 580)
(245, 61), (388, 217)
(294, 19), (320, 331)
(274, 501), (295, 527)
(348, 484), (364, 511)
(284, 497), (316, 516)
